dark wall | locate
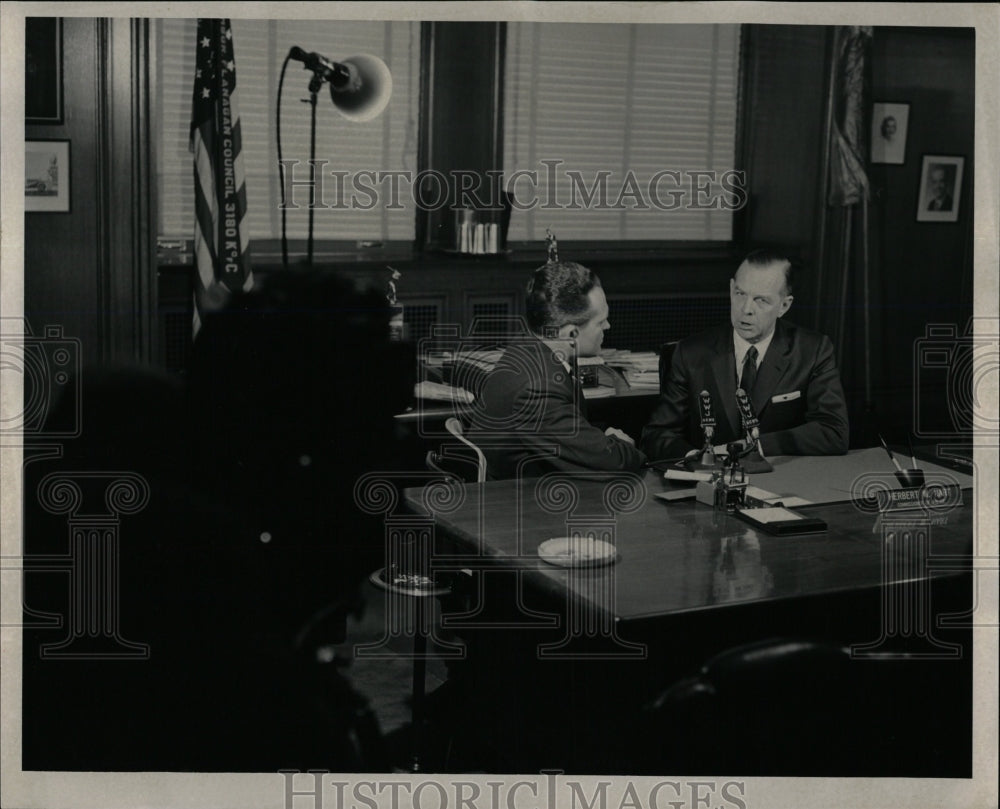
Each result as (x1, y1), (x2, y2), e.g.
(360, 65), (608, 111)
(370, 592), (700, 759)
(741, 25), (828, 319)
(741, 25), (975, 444)
(867, 28), (975, 436)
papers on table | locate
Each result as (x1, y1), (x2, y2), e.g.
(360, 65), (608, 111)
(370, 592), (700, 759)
(665, 468), (714, 483)
(624, 372), (662, 389)
(602, 349), (661, 389)
(654, 477), (815, 507)
(582, 386), (616, 399)
(414, 380), (474, 403)
(739, 506), (804, 523)
(654, 489), (697, 502)
(744, 485), (813, 507)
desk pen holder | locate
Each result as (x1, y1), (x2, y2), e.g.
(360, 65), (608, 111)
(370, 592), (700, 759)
(894, 469), (925, 488)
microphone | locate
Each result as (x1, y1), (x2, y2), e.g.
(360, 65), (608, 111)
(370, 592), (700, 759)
(289, 47), (352, 86)
(735, 388), (760, 442)
(698, 390), (716, 438)
(288, 47), (393, 122)
(695, 390), (719, 468)
(733, 388), (772, 472)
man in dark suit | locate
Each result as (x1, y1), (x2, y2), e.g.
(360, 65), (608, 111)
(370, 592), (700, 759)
(927, 166), (954, 211)
(641, 249), (849, 460)
(467, 261), (646, 478)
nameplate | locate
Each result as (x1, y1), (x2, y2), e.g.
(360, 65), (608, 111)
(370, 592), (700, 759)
(875, 483), (962, 513)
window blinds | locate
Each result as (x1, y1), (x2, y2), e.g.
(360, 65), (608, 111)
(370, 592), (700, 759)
(155, 18), (420, 241)
(503, 23), (741, 242)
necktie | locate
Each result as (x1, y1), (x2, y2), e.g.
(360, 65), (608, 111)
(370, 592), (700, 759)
(740, 345), (758, 394)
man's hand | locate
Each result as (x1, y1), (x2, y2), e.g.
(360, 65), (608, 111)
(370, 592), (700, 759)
(605, 427), (636, 446)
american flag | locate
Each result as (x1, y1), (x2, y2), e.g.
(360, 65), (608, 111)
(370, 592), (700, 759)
(190, 18), (253, 337)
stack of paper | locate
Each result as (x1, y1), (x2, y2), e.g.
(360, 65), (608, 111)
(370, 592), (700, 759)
(624, 371), (661, 389)
(602, 350), (661, 389)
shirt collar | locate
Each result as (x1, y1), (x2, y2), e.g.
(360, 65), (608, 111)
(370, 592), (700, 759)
(733, 327), (775, 369)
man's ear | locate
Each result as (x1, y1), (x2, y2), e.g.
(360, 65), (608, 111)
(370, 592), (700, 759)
(558, 323), (578, 340)
(778, 295), (794, 317)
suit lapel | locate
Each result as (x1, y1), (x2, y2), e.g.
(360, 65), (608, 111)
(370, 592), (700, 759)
(710, 329), (740, 438)
(752, 321), (791, 417)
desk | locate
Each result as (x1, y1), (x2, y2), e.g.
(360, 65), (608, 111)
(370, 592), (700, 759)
(395, 380), (659, 426)
(404, 450), (973, 621)
(402, 450), (975, 773)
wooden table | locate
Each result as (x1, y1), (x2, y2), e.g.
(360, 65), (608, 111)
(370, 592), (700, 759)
(403, 450), (974, 622)
(400, 451), (976, 773)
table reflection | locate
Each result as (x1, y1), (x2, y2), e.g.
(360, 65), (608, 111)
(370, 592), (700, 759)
(712, 530), (774, 604)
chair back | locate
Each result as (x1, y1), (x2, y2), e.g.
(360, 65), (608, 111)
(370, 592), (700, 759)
(634, 637), (871, 775)
(444, 417), (487, 483)
(658, 341), (678, 394)
(425, 448), (482, 485)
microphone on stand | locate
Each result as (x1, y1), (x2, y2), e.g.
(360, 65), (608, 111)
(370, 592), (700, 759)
(289, 47), (353, 86)
(735, 388), (760, 449)
(735, 388), (773, 472)
(288, 47), (392, 122)
(696, 390), (720, 468)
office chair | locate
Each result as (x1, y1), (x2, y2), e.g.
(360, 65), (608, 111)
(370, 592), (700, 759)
(658, 341), (678, 394)
(444, 417), (487, 483)
(632, 636), (954, 776)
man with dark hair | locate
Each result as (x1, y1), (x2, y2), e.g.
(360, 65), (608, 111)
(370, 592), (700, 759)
(641, 249), (849, 460)
(467, 261), (646, 478)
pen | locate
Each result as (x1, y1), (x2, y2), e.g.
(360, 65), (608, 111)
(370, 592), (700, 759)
(907, 435), (918, 469)
(878, 434), (904, 473)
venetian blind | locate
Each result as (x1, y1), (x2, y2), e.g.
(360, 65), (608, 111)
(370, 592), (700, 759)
(155, 18), (420, 241)
(503, 23), (741, 242)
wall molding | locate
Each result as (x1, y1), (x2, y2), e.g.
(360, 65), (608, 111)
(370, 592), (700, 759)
(96, 18), (157, 365)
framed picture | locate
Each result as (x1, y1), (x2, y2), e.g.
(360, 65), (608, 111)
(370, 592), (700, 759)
(25, 17), (63, 125)
(916, 155), (964, 223)
(870, 101), (909, 165)
(25, 139), (71, 213)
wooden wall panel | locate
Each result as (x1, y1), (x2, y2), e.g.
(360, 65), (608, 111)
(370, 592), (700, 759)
(24, 18), (155, 371)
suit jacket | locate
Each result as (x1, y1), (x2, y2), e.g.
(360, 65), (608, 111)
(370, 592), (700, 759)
(928, 194), (953, 212)
(467, 340), (646, 479)
(640, 320), (849, 461)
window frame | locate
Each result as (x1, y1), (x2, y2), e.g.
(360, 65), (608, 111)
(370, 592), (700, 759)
(156, 21), (751, 272)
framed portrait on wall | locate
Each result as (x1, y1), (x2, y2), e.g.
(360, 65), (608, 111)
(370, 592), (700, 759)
(916, 154), (964, 223)
(25, 17), (63, 124)
(25, 139), (71, 212)
(870, 102), (909, 165)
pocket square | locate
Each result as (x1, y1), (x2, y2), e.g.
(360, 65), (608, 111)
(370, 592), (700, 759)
(771, 390), (801, 403)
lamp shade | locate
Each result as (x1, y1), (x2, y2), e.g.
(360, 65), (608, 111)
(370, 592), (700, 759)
(329, 53), (393, 122)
